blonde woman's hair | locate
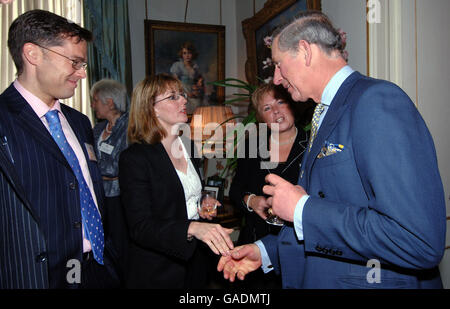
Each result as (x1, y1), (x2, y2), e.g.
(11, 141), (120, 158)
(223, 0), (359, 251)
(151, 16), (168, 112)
(128, 73), (184, 144)
(251, 82), (293, 122)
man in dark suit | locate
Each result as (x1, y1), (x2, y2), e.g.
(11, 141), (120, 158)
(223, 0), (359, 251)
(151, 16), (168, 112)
(0, 10), (118, 288)
(218, 11), (446, 288)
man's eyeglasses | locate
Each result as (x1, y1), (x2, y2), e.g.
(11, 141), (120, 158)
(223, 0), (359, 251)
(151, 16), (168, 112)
(34, 43), (88, 71)
(154, 92), (188, 104)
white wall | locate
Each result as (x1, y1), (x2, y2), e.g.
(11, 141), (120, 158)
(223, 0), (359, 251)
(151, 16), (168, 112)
(416, 0), (450, 210)
(415, 0), (450, 288)
(322, 0), (367, 75)
(128, 0), (257, 93)
(128, 0), (265, 115)
(128, 0), (227, 87)
(235, 0), (266, 84)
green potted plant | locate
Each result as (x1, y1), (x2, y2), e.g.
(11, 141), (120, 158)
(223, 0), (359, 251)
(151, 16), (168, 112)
(208, 78), (258, 178)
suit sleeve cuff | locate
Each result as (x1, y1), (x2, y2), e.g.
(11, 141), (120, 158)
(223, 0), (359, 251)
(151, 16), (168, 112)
(293, 195), (309, 241)
(255, 240), (274, 273)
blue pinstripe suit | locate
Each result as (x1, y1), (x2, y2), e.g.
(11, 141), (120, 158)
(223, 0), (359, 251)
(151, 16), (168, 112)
(0, 84), (105, 288)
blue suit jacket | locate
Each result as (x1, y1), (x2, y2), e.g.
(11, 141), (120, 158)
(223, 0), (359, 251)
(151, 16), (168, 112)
(0, 84), (104, 288)
(261, 72), (446, 288)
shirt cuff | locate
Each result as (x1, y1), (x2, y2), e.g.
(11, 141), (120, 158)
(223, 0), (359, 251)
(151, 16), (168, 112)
(293, 195), (309, 241)
(255, 240), (274, 273)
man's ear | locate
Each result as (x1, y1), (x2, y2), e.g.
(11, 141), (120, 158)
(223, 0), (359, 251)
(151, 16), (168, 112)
(22, 43), (41, 66)
(298, 40), (312, 66)
(106, 98), (115, 110)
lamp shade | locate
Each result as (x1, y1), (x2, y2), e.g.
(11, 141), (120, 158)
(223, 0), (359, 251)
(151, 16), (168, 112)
(190, 105), (235, 142)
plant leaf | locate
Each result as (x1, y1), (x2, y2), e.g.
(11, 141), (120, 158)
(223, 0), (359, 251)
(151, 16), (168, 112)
(303, 122), (311, 132)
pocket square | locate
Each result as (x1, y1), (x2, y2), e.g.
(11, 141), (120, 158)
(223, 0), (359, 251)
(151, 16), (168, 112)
(317, 141), (344, 158)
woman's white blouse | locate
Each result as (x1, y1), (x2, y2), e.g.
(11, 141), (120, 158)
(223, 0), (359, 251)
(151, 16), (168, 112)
(175, 138), (202, 220)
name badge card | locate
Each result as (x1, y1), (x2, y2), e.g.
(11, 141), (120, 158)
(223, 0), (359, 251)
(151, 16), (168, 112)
(99, 142), (114, 155)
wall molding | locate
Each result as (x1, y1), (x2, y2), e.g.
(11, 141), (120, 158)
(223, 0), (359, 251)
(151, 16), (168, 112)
(367, 0), (402, 85)
(366, 0), (418, 107)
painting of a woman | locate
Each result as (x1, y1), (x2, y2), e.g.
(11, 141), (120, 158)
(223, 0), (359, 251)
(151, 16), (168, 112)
(170, 42), (205, 114)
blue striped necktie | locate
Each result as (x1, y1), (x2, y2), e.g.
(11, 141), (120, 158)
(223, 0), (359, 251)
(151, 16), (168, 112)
(45, 110), (104, 264)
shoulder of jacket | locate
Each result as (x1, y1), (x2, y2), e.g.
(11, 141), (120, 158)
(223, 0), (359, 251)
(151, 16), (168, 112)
(123, 142), (161, 156)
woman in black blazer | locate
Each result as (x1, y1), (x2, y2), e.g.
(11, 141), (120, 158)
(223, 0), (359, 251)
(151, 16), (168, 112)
(229, 82), (308, 288)
(119, 74), (234, 288)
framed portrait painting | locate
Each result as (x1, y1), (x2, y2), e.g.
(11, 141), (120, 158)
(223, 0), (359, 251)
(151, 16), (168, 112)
(242, 0), (321, 86)
(145, 20), (225, 114)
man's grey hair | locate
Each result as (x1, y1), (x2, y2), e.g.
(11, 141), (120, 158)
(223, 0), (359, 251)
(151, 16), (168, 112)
(273, 11), (344, 57)
(90, 79), (128, 113)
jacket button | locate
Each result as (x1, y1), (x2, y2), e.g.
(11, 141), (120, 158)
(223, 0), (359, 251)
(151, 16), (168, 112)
(36, 252), (48, 263)
(73, 221), (82, 229)
(69, 182), (77, 190)
(318, 191), (325, 198)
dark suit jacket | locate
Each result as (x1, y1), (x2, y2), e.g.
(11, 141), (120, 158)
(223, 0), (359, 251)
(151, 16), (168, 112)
(229, 126), (308, 244)
(262, 72), (447, 288)
(0, 84), (105, 288)
(119, 139), (210, 288)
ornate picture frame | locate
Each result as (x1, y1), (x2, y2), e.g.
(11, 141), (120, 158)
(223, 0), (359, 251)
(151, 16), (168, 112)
(144, 20), (226, 111)
(242, 0), (321, 85)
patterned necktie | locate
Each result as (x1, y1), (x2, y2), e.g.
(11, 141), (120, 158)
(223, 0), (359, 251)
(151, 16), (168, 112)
(308, 103), (325, 151)
(45, 110), (104, 264)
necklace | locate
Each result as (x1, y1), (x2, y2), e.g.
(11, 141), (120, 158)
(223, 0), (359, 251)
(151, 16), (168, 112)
(271, 127), (298, 146)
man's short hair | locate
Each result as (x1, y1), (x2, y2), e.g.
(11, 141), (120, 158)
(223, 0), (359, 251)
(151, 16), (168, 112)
(273, 10), (345, 57)
(8, 9), (93, 75)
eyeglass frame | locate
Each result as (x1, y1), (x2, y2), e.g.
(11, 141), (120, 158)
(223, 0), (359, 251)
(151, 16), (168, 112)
(33, 42), (88, 71)
(154, 92), (188, 104)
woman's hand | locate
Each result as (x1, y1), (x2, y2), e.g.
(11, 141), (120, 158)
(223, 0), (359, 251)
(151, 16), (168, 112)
(188, 222), (234, 256)
(247, 195), (270, 220)
(198, 198), (221, 220)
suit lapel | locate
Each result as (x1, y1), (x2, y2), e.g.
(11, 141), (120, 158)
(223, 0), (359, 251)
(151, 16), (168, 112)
(5, 87), (71, 169)
(156, 142), (190, 219)
(303, 72), (362, 189)
(180, 135), (203, 182)
(61, 105), (90, 164)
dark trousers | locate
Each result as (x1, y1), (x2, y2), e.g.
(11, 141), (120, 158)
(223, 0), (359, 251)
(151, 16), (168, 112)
(103, 196), (129, 280)
(80, 245), (122, 289)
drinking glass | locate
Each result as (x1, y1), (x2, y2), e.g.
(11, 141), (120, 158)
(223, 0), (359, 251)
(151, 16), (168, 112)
(197, 190), (218, 218)
(262, 164), (284, 226)
(265, 207), (284, 226)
